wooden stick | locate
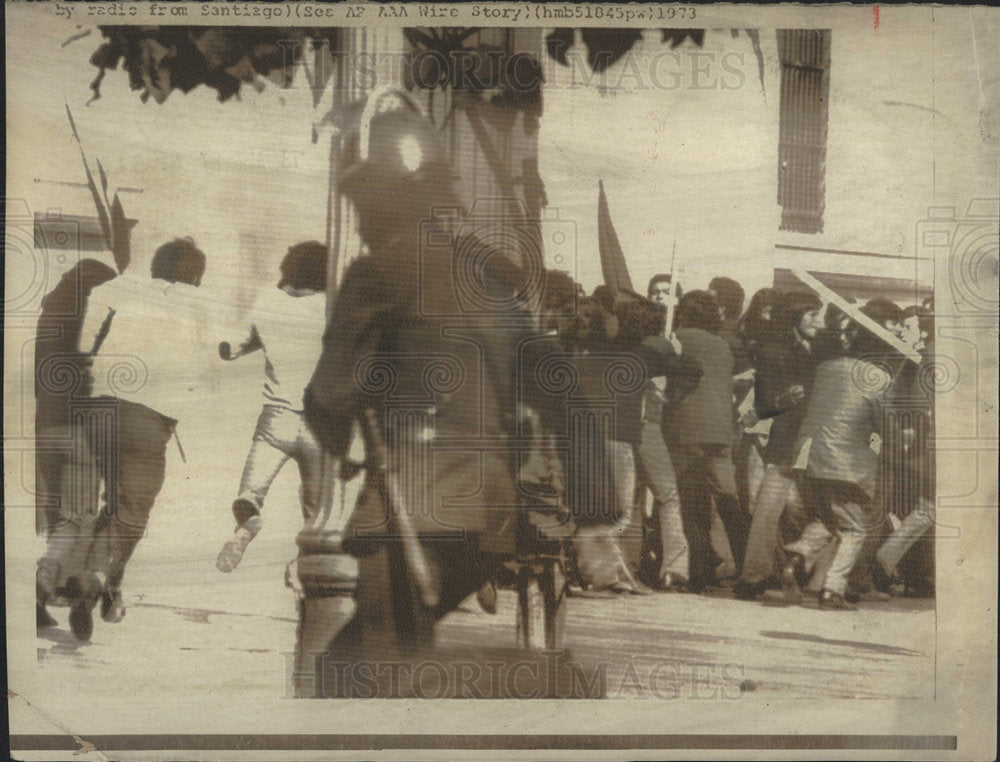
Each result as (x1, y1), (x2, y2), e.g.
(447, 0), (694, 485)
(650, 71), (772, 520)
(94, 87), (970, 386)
(663, 237), (678, 335)
(790, 268), (920, 363)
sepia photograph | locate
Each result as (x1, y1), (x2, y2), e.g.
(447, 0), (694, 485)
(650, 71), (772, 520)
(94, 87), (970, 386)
(4, 2), (998, 759)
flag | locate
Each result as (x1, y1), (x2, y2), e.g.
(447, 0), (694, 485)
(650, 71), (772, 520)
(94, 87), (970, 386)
(597, 180), (636, 297)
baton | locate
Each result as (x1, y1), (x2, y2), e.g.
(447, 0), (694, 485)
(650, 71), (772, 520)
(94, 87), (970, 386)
(363, 409), (440, 609)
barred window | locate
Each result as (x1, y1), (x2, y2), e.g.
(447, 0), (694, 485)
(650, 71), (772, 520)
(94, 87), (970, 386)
(777, 30), (832, 234)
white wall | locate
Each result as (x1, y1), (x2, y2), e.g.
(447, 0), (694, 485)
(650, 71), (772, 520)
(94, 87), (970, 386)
(539, 28), (781, 299)
(538, 10), (999, 304)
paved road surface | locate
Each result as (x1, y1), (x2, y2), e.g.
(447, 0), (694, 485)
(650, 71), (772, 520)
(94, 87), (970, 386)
(30, 517), (936, 705)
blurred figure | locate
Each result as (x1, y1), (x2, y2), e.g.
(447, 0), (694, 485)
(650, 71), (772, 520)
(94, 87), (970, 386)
(844, 297), (910, 598)
(35, 259), (117, 628)
(539, 269), (583, 334)
(215, 241), (330, 573)
(613, 281), (703, 592)
(303, 91), (544, 694)
(814, 302), (854, 362)
(875, 305), (936, 597)
(664, 290), (750, 592)
(709, 276), (746, 328)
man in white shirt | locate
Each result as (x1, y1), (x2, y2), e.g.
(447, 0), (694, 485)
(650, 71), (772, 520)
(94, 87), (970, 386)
(215, 242), (329, 572)
(59, 238), (211, 640)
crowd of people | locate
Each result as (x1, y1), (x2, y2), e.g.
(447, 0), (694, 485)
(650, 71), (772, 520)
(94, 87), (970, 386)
(530, 272), (937, 611)
(32, 90), (936, 673)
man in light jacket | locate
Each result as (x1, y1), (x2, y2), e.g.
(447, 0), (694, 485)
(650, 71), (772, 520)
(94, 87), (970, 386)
(785, 316), (894, 610)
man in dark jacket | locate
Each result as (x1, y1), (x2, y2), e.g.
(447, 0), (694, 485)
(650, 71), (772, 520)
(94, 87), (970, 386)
(735, 292), (826, 600)
(664, 290), (750, 592)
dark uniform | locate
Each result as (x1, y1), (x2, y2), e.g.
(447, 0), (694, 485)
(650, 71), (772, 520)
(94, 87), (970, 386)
(303, 239), (536, 690)
(300, 92), (545, 693)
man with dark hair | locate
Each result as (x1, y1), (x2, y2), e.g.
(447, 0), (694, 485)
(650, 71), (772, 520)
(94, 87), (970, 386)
(634, 275), (692, 590)
(539, 269), (583, 333)
(784, 315), (895, 610)
(215, 242), (330, 572)
(600, 294), (701, 591)
(735, 291), (826, 600)
(882, 305), (935, 597)
(709, 276), (745, 323)
(56, 239), (212, 640)
(859, 298), (904, 341)
(665, 290), (750, 592)
(710, 276), (751, 376)
(647, 273), (676, 307)
(149, 237), (207, 286)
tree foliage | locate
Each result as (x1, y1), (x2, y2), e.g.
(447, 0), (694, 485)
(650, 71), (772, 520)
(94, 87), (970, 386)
(88, 26), (340, 104)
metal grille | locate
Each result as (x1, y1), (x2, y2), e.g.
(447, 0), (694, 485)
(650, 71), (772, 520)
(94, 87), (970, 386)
(777, 30), (832, 234)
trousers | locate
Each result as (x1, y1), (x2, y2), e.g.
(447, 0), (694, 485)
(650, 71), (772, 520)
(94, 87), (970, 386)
(36, 418), (103, 589)
(787, 480), (873, 596)
(877, 497), (935, 574)
(234, 404), (323, 524)
(668, 442), (749, 589)
(67, 398), (174, 589)
(634, 423), (689, 580)
(739, 465), (809, 585)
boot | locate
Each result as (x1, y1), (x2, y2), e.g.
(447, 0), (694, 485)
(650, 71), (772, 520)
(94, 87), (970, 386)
(216, 514), (263, 573)
(66, 572), (103, 641)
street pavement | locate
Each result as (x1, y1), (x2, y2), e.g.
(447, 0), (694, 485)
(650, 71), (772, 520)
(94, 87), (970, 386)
(30, 510), (936, 705)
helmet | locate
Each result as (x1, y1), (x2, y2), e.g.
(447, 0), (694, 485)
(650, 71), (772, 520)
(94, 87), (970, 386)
(337, 87), (451, 196)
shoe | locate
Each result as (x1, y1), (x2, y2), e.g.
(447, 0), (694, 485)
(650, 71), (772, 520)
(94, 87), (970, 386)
(781, 553), (804, 605)
(66, 573), (102, 641)
(608, 577), (655, 596)
(657, 572), (690, 593)
(476, 579), (498, 614)
(216, 515), (263, 573)
(903, 579), (935, 598)
(871, 561), (895, 595)
(627, 579), (655, 596)
(37, 603), (58, 629)
(101, 587), (127, 623)
(733, 579), (767, 601)
(819, 589), (857, 611)
(858, 590), (892, 603)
